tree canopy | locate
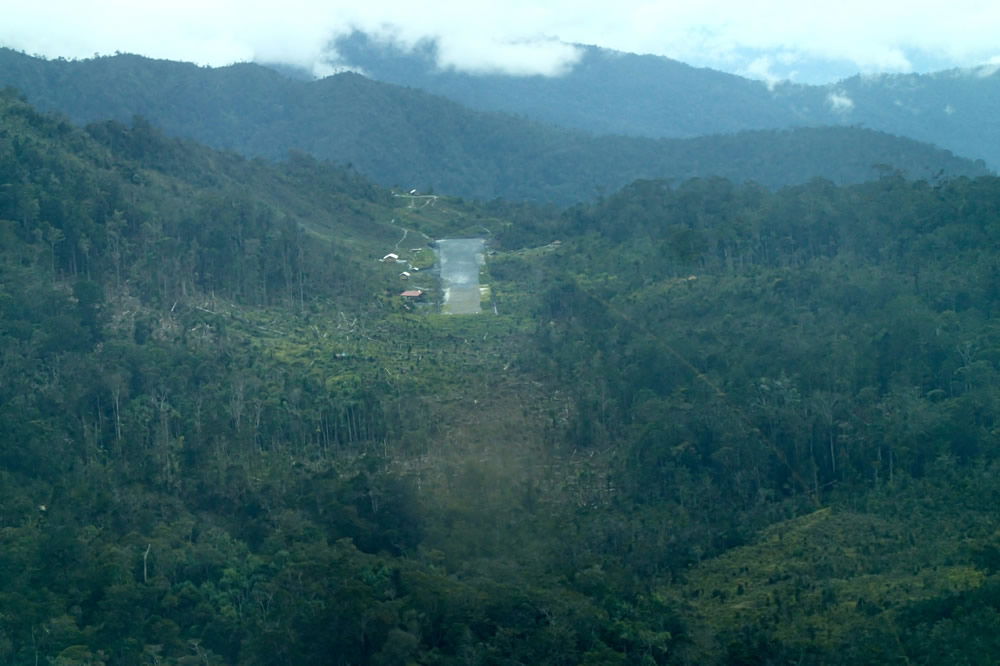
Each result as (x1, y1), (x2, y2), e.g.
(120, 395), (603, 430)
(3, 87), (1000, 664)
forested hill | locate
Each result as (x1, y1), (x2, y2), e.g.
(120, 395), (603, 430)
(331, 32), (1000, 170)
(494, 172), (1000, 662)
(780, 68), (1000, 171)
(0, 48), (989, 204)
(0, 88), (562, 663)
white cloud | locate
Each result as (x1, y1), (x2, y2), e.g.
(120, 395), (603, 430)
(826, 91), (855, 113)
(434, 38), (581, 77)
(2, 1), (1000, 82)
(973, 57), (1000, 77)
(738, 50), (811, 86)
(741, 55), (787, 89)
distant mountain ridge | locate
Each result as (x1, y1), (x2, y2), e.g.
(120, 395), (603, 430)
(331, 33), (1000, 170)
(331, 33), (801, 138)
(0, 47), (989, 204)
(777, 68), (1000, 170)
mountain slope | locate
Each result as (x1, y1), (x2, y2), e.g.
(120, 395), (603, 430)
(0, 48), (988, 204)
(333, 33), (798, 138)
(0, 88), (604, 664)
(781, 69), (1000, 170)
(330, 34), (1000, 170)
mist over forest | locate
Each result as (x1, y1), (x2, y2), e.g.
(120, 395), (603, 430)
(1, 39), (1000, 665)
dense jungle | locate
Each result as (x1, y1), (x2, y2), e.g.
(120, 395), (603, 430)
(2, 86), (1000, 664)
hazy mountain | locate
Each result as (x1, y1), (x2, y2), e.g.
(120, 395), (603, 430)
(331, 32), (799, 138)
(330, 32), (1000, 170)
(0, 48), (988, 204)
(779, 69), (1000, 171)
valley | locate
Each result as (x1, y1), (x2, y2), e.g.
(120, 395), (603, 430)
(1, 48), (1000, 664)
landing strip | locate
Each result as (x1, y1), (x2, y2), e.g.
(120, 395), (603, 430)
(436, 238), (486, 315)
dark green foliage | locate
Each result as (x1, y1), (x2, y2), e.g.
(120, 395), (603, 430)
(5, 85), (1000, 665)
(520, 173), (1000, 494)
(0, 89), (661, 664)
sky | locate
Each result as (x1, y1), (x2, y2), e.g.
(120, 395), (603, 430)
(3, 1), (1000, 84)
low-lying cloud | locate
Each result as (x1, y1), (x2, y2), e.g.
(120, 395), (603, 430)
(2, 1), (1000, 83)
(826, 91), (856, 113)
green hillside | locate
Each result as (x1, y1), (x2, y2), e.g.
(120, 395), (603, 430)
(4, 89), (1000, 664)
(0, 48), (989, 205)
(494, 173), (1000, 662)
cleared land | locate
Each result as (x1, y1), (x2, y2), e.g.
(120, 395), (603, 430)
(437, 238), (485, 314)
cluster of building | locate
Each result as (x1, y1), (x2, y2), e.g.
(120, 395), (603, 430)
(381, 252), (426, 301)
